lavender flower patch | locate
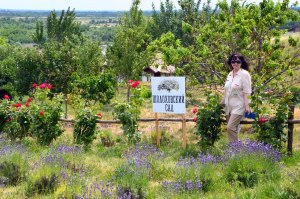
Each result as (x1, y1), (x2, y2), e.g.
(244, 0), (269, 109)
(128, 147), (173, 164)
(162, 177), (202, 193)
(50, 144), (83, 155)
(176, 153), (219, 167)
(77, 180), (115, 199)
(223, 139), (281, 162)
(122, 144), (164, 172)
(0, 143), (26, 158)
(36, 144), (87, 180)
(40, 144), (83, 168)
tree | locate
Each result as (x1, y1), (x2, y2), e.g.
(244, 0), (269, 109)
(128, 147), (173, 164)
(107, 0), (151, 102)
(32, 21), (45, 44)
(46, 7), (82, 42)
(182, 0), (300, 88)
(15, 48), (44, 95)
(147, 0), (183, 40)
(32, 7), (82, 44)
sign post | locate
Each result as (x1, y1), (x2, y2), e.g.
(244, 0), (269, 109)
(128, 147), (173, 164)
(155, 112), (160, 147)
(182, 114), (187, 149)
(151, 77), (186, 148)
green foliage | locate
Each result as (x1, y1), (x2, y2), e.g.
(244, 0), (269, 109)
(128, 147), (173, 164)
(4, 103), (31, 141)
(113, 81), (144, 144)
(139, 86), (152, 99)
(46, 7), (82, 42)
(15, 47), (43, 96)
(147, 32), (190, 65)
(225, 154), (280, 188)
(73, 108), (98, 148)
(147, 0), (183, 40)
(0, 98), (10, 133)
(106, 0), (150, 84)
(30, 84), (64, 145)
(26, 172), (59, 197)
(0, 84), (64, 144)
(194, 92), (224, 149)
(175, 0), (300, 90)
(0, 153), (28, 186)
(41, 40), (80, 95)
(72, 73), (117, 105)
(251, 86), (292, 149)
(99, 130), (115, 147)
(113, 103), (140, 144)
(0, 44), (20, 87)
(290, 86), (300, 105)
(0, 96), (31, 141)
(33, 21), (46, 44)
(0, 17), (36, 44)
(150, 129), (172, 146)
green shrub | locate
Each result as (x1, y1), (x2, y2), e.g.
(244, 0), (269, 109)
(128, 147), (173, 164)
(251, 86), (292, 150)
(194, 92), (224, 150)
(113, 80), (144, 144)
(73, 108), (97, 149)
(99, 130), (115, 147)
(0, 161), (22, 186)
(26, 174), (59, 196)
(30, 83), (64, 145)
(114, 164), (149, 199)
(113, 103), (140, 144)
(225, 154), (280, 188)
(4, 104), (31, 141)
(0, 152), (28, 186)
(150, 129), (172, 146)
(26, 165), (60, 197)
(0, 98), (10, 133)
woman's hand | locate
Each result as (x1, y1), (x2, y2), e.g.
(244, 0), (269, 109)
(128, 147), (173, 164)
(220, 99), (225, 107)
(245, 105), (251, 113)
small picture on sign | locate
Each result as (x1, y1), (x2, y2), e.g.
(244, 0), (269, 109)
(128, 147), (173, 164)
(157, 79), (179, 92)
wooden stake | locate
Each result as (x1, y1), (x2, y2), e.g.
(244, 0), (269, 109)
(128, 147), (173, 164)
(182, 114), (187, 149)
(155, 112), (160, 148)
(288, 105), (295, 156)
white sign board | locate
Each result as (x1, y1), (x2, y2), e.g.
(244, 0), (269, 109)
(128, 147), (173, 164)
(151, 77), (186, 114)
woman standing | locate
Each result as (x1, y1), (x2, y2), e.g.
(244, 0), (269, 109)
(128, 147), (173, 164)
(221, 53), (252, 142)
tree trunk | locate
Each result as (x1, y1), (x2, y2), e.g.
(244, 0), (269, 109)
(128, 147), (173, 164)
(127, 84), (130, 103)
(256, 37), (263, 73)
(64, 93), (68, 119)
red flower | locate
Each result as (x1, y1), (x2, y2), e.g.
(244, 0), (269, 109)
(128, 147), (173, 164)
(32, 83), (37, 88)
(25, 102), (30, 107)
(4, 95), (10, 100)
(47, 84), (53, 89)
(13, 103), (22, 108)
(131, 80), (140, 89)
(40, 83), (47, 89)
(40, 111), (44, 116)
(6, 117), (12, 122)
(259, 117), (267, 124)
(27, 97), (33, 103)
(128, 80), (133, 84)
(97, 113), (103, 118)
(192, 107), (198, 114)
(193, 117), (197, 122)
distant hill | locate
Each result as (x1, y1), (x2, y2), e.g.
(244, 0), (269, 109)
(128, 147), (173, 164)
(0, 9), (154, 17)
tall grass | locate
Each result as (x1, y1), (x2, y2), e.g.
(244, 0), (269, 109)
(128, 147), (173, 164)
(1, 133), (300, 198)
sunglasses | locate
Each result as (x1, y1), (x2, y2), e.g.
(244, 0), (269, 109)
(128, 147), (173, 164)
(231, 60), (241, 64)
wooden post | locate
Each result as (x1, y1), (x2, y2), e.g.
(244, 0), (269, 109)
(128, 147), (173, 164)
(64, 94), (68, 119)
(287, 105), (295, 156)
(182, 114), (187, 149)
(155, 113), (160, 148)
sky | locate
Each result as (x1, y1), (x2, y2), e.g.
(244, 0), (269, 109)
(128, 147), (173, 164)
(0, 0), (297, 11)
(0, 0), (179, 11)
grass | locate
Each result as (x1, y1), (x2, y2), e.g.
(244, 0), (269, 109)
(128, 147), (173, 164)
(2, 74), (300, 198)
(0, 128), (300, 198)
